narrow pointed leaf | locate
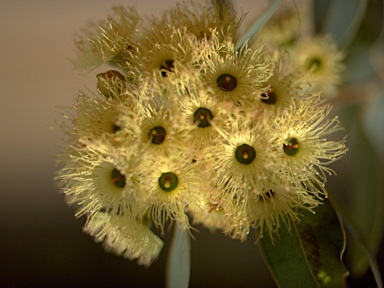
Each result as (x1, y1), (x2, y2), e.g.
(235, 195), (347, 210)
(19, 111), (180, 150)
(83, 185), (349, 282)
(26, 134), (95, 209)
(166, 223), (191, 288)
(259, 199), (349, 287)
(362, 90), (384, 160)
(343, 42), (377, 83)
(332, 103), (384, 277)
(323, 0), (368, 48)
(235, 0), (282, 50)
(343, 218), (383, 287)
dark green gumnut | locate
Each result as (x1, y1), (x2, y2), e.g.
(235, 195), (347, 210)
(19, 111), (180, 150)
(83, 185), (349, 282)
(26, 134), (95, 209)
(111, 168), (126, 188)
(283, 137), (299, 156)
(149, 126), (166, 144)
(235, 144), (256, 165)
(217, 74), (237, 91)
(97, 70), (126, 98)
(193, 108), (214, 128)
(158, 172), (179, 192)
(261, 89), (277, 104)
(160, 60), (175, 77)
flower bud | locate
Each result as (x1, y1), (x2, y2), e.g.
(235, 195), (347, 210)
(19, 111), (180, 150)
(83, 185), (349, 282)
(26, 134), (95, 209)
(96, 70), (126, 98)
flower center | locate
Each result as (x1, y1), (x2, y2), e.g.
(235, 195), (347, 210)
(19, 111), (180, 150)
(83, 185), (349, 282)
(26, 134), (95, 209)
(110, 168), (126, 188)
(193, 108), (214, 128)
(112, 124), (120, 133)
(149, 126), (166, 145)
(283, 137), (299, 156)
(259, 189), (275, 200)
(217, 74), (237, 91)
(261, 90), (277, 104)
(235, 144), (256, 165)
(160, 60), (175, 77)
(307, 57), (322, 72)
(158, 172), (179, 192)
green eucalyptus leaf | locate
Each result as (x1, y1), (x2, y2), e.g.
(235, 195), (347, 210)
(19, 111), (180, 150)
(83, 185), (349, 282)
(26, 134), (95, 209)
(329, 103), (384, 280)
(235, 0), (282, 50)
(362, 90), (384, 160)
(259, 199), (349, 288)
(343, 41), (377, 83)
(166, 222), (191, 288)
(313, 0), (331, 33)
(323, 0), (368, 48)
(343, 218), (383, 287)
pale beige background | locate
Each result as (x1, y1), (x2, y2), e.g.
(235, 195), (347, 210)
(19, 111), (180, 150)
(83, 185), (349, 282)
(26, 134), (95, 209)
(0, 1), (279, 287)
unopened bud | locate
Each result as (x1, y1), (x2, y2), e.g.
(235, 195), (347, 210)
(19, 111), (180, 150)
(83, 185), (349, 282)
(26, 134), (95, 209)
(96, 70), (126, 98)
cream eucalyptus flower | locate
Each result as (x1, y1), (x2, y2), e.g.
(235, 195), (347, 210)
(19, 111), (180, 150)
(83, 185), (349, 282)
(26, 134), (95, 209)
(75, 6), (141, 69)
(178, 79), (231, 151)
(165, 0), (244, 41)
(204, 110), (277, 214)
(271, 95), (347, 192)
(137, 153), (206, 232)
(258, 53), (306, 114)
(56, 143), (144, 219)
(292, 35), (345, 97)
(138, 92), (191, 160)
(125, 23), (199, 82)
(84, 211), (164, 267)
(247, 177), (319, 240)
(200, 33), (273, 105)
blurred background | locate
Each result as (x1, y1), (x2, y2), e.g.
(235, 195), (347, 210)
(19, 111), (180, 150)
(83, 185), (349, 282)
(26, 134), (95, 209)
(1, 0), (383, 287)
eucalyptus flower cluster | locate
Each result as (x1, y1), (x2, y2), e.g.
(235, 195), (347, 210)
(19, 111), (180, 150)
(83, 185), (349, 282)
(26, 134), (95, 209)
(56, 1), (347, 267)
